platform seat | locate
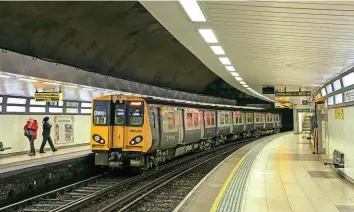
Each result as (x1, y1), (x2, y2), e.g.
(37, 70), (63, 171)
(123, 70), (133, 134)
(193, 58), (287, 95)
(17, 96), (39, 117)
(321, 150), (344, 168)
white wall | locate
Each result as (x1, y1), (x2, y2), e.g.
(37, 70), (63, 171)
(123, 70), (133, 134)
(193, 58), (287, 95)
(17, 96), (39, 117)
(298, 112), (305, 133)
(328, 107), (354, 180)
(0, 114), (90, 154)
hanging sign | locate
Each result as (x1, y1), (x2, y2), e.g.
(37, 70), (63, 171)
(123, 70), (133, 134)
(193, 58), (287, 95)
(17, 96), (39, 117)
(275, 91), (311, 97)
(297, 108), (311, 112)
(335, 108), (344, 119)
(34, 92), (62, 102)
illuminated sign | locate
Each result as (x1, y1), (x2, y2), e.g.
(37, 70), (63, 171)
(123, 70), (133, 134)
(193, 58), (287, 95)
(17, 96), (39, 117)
(275, 91), (311, 97)
(34, 92), (62, 102)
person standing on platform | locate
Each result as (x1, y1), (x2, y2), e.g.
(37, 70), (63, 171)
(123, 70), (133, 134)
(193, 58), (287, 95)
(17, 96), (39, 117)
(23, 117), (38, 156)
(40, 116), (57, 153)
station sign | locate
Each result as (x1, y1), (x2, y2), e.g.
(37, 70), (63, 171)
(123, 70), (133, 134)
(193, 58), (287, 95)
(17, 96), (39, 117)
(297, 108), (311, 112)
(275, 91), (311, 97)
(302, 100), (309, 105)
(34, 92), (62, 102)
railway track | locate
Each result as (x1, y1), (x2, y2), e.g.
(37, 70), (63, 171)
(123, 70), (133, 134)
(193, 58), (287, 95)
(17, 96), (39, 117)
(0, 137), (257, 212)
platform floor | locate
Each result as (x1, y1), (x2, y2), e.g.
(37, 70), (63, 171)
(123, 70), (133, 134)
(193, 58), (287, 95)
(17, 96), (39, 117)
(175, 133), (354, 212)
(0, 145), (90, 174)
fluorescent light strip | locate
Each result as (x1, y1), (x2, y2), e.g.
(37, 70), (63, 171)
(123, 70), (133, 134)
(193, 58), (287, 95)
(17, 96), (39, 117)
(235, 77), (242, 81)
(243, 84), (249, 88)
(225, 66), (235, 72)
(210, 46), (225, 55)
(230, 72), (239, 77)
(19, 78), (36, 82)
(0, 74), (10, 78)
(45, 82), (61, 86)
(179, 0), (206, 22)
(198, 29), (218, 43)
(219, 57), (231, 65)
(240, 81), (246, 85)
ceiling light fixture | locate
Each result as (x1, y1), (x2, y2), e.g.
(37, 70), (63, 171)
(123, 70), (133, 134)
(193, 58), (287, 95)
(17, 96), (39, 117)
(230, 72), (239, 77)
(45, 82), (61, 86)
(240, 81), (246, 85)
(179, 0), (206, 22)
(235, 77), (242, 81)
(198, 29), (218, 43)
(19, 78), (36, 82)
(219, 57), (231, 65)
(243, 84), (249, 88)
(225, 66), (235, 72)
(210, 46), (225, 55)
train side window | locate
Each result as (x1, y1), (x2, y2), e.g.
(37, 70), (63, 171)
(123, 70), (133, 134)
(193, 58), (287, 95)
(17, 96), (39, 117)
(206, 113), (211, 126)
(211, 113), (216, 126)
(220, 113), (225, 125)
(224, 113), (229, 125)
(248, 114), (253, 123)
(167, 112), (176, 130)
(186, 113), (193, 128)
(270, 115), (273, 122)
(193, 112), (199, 128)
(94, 109), (107, 125)
(275, 114), (279, 123)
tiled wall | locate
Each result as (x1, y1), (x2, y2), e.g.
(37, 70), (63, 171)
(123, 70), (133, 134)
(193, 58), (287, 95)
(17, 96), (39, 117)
(328, 107), (354, 180)
(0, 114), (90, 154)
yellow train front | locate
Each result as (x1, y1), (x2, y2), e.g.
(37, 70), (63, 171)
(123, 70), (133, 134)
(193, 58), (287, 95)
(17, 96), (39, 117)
(90, 95), (153, 170)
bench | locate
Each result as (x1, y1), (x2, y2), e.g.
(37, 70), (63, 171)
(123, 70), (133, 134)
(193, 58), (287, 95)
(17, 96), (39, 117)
(0, 142), (11, 151)
(321, 150), (344, 168)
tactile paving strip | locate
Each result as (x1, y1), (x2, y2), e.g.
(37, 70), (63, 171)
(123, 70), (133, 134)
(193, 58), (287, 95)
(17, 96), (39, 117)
(217, 136), (274, 212)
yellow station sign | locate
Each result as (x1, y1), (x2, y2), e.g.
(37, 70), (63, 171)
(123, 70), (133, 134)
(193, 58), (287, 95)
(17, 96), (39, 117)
(335, 108), (344, 120)
(34, 92), (62, 102)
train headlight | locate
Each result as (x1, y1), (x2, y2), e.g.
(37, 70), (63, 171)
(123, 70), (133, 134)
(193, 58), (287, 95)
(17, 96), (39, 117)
(92, 134), (105, 144)
(129, 136), (143, 145)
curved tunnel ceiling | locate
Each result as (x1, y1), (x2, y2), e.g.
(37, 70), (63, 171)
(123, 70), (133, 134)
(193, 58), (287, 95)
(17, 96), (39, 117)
(0, 1), (262, 102)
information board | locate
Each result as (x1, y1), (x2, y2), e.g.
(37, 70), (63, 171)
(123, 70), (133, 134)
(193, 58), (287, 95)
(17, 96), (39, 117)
(275, 91), (311, 97)
(35, 92), (62, 102)
(344, 89), (354, 103)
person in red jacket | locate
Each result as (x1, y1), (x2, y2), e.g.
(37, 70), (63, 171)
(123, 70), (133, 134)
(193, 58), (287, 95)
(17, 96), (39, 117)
(24, 117), (39, 156)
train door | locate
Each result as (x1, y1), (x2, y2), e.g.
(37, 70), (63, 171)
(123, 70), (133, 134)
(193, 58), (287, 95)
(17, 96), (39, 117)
(200, 111), (205, 138)
(112, 103), (125, 148)
(156, 107), (162, 148)
(229, 111), (233, 133)
(177, 109), (185, 144)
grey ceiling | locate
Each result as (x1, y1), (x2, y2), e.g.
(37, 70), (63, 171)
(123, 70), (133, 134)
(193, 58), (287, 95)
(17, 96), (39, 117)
(0, 1), (260, 102)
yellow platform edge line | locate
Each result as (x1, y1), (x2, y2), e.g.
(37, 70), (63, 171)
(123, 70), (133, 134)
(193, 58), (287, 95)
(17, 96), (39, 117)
(210, 142), (264, 212)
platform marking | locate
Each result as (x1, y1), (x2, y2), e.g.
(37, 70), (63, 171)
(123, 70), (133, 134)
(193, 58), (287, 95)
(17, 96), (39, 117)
(210, 142), (264, 212)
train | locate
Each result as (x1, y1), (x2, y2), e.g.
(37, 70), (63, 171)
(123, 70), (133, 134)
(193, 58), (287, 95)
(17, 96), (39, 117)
(90, 95), (282, 171)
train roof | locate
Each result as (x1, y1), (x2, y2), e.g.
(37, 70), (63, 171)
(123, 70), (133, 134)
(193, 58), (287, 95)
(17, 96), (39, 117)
(143, 97), (265, 111)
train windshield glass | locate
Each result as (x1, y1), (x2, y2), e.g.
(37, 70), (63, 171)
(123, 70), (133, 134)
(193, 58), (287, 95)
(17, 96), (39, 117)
(128, 102), (144, 126)
(93, 109), (107, 125)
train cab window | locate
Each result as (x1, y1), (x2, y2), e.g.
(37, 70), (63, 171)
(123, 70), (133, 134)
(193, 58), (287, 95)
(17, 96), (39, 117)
(187, 113), (193, 128)
(94, 109), (107, 125)
(128, 102), (144, 126)
(167, 112), (176, 130)
(115, 108), (125, 125)
(193, 113), (199, 127)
